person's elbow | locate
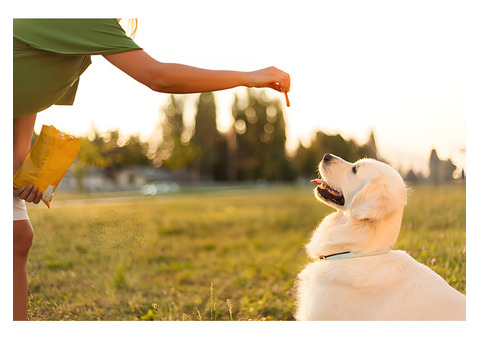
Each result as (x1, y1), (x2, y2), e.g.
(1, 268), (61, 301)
(104, 51), (180, 94)
(145, 72), (169, 93)
(144, 66), (181, 93)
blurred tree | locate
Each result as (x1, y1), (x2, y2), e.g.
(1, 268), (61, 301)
(119, 134), (150, 167)
(292, 142), (318, 179)
(72, 128), (109, 191)
(73, 128), (151, 190)
(232, 89), (291, 181)
(259, 93), (292, 180)
(428, 149), (456, 185)
(355, 131), (378, 160)
(151, 95), (200, 170)
(404, 169), (419, 184)
(191, 92), (226, 181)
(363, 131), (378, 159)
(292, 130), (379, 179)
(315, 131), (359, 162)
(232, 92), (258, 180)
(100, 130), (124, 181)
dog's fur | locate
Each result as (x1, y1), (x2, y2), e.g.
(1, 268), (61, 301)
(294, 154), (466, 320)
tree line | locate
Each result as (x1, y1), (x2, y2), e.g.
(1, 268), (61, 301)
(53, 89), (459, 188)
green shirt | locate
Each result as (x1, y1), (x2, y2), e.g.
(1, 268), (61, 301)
(13, 19), (142, 118)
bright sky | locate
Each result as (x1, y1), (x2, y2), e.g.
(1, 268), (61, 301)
(20, 1), (467, 175)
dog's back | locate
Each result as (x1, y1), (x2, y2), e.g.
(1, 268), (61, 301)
(295, 250), (466, 321)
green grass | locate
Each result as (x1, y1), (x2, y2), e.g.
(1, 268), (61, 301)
(26, 184), (466, 320)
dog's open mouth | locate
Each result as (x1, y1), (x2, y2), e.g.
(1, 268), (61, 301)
(311, 179), (345, 206)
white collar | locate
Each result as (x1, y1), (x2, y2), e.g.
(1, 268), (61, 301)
(319, 248), (390, 261)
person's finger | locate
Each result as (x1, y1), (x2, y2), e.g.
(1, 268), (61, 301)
(272, 82), (282, 92)
(17, 184), (32, 200)
(13, 186), (26, 197)
(25, 185), (39, 203)
(33, 190), (43, 204)
(279, 71), (290, 93)
(284, 73), (290, 92)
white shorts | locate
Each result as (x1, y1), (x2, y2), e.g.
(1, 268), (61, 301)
(13, 193), (29, 221)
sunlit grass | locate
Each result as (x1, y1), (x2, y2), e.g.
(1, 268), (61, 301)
(26, 184), (465, 320)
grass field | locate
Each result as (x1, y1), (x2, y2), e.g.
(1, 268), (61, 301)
(26, 184), (466, 321)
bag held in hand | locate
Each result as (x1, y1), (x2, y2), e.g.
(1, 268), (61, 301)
(13, 125), (82, 208)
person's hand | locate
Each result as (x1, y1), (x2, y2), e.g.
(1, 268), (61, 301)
(13, 184), (42, 204)
(246, 67), (290, 94)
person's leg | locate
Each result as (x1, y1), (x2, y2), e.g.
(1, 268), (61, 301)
(13, 219), (34, 321)
(13, 114), (37, 321)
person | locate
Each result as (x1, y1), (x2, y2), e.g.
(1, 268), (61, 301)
(13, 18), (290, 320)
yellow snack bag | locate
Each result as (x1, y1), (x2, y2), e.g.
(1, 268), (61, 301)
(13, 125), (82, 208)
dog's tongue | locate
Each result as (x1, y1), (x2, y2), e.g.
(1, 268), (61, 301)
(311, 179), (323, 185)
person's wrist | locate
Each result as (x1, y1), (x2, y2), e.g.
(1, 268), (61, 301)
(242, 71), (253, 87)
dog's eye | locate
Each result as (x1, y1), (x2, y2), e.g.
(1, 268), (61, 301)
(352, 166), (358, 174)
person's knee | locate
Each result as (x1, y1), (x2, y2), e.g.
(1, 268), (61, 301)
(13, 220), (34, 258)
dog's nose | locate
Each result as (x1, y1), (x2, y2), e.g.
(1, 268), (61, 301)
(323, 153), (333, 163)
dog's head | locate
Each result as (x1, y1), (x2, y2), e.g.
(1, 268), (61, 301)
(312, 154), (407, 222)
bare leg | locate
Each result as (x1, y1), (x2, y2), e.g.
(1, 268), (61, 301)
(13, 220), (34, 321)
(13, 114), (37, 321)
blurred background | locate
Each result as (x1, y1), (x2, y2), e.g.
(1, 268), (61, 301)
(32, 88), (464, 194)
(29, 0), (466, 193)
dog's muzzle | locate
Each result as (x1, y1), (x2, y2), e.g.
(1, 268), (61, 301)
(311, 179), (345, 206)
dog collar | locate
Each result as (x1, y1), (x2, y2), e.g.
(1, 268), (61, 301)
(319, 248), (390, 261)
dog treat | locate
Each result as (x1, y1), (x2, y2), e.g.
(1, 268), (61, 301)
(284, 91), (290, 107)
(13, 125), (82, 208)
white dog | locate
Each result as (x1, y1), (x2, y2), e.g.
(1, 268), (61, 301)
(294, 154), (466, 321)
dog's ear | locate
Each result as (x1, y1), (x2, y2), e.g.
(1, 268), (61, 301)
(349, 179), (392, 222)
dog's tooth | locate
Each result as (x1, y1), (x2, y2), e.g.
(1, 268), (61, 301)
(328, 188), (341, 196)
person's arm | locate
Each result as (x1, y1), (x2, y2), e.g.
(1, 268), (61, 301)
(103, 49), (290, 94)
